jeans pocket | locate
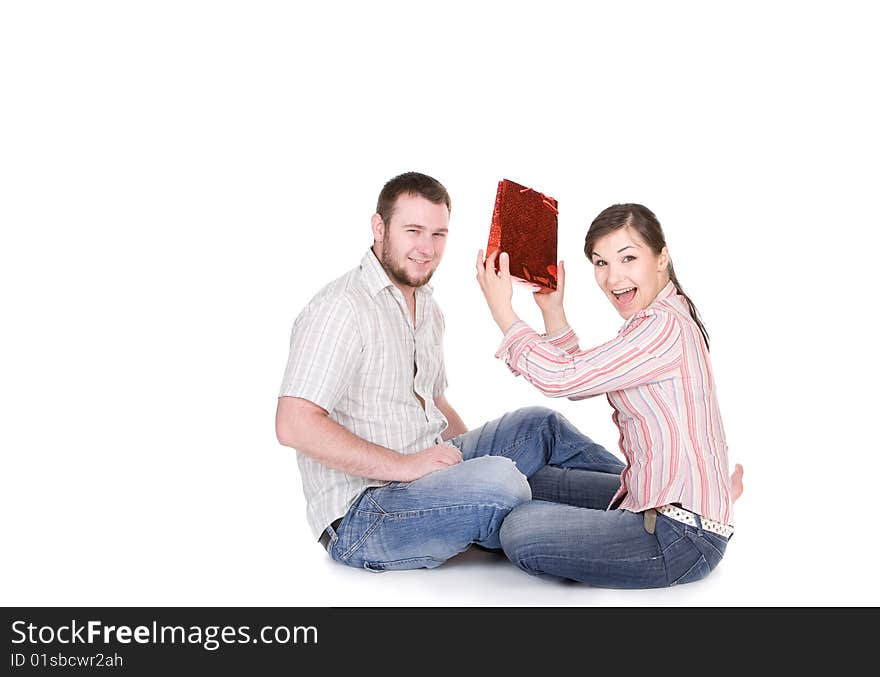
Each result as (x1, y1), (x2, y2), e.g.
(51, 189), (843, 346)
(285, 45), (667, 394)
(668, 531), (726, 585)
(655, 514), (685, 550)
(662, 527), (707, 586)
(334, 509), (384, 563)
(694, 531), (727, 570)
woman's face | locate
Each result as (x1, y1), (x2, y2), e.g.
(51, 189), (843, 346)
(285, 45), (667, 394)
(589, 226), (670, 320)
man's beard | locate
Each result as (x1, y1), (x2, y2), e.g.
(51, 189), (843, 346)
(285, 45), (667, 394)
(380, 240), (436, 288)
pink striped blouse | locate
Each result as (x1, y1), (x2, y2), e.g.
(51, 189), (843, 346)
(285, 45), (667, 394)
(495, 282), (733, 524)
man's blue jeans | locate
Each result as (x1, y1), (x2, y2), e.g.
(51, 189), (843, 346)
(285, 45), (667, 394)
(325, 406), (624, 572)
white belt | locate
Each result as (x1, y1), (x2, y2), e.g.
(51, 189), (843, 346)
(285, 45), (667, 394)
(655, 504), (734, 539)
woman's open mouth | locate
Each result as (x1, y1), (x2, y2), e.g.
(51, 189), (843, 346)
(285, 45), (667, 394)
(611, 286), (637, 306)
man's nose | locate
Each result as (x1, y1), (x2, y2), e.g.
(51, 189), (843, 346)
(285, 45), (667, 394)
(416, 233), (435, 256)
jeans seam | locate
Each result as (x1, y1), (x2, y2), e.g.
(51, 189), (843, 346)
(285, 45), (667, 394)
(342, 502), (513, 564)
(547, 410), (616, 467)
(362, 492), (390, 515)
(364, 555), (443, 572)
(364, 486), (523, 519)
(660, 541), (671, 586)
(660, 534), (685, 554)
(378, 501), (520, 518)
(489, 429), (539, 459)
(672, 555), (707, 585)
(523, 553), (665, 565)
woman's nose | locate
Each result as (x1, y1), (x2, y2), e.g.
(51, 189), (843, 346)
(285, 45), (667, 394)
(606, 265), (624, 285)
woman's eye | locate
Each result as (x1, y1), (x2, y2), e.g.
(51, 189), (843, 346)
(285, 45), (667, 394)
(622, 255), (636, 263)
(593, 260), (606, 267)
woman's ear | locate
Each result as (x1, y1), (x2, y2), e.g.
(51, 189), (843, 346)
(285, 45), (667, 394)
(658, 246), (670, 273)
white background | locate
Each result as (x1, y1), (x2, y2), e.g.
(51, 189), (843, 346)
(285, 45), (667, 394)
(2, 1), (878, 606)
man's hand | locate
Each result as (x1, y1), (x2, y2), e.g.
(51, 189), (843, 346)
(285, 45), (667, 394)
(277, 396), (459, 482)
(398, 443), (463, 482)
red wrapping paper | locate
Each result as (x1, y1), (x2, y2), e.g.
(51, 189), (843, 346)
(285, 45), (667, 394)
(486, 178), (558, 292)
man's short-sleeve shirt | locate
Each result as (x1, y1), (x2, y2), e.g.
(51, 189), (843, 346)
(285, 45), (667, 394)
(279, 249), (449, 538)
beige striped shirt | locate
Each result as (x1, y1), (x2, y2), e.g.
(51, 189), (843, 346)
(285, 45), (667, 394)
(279, 249), (449, 538)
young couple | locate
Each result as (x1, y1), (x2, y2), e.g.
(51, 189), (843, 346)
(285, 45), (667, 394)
(275, 172), (742, 588)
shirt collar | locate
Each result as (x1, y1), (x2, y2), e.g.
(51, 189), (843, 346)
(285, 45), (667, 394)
(359, 248), (434, 299)
(656, 280), (676, 301)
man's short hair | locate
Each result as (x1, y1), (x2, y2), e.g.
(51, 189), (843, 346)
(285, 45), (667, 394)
(376, 172), (451, 225)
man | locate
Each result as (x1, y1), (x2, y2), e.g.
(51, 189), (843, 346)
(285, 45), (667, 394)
(275, 171), (625, 572)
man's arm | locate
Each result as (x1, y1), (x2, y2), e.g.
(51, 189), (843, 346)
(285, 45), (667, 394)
(435, 394), (468, 440)
(275, 396), (461, 482)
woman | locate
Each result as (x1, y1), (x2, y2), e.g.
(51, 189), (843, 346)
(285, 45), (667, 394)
(476, 203), (740, 588)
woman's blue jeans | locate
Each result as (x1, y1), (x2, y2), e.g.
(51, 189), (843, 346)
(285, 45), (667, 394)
(497, 424), (730, 588)
(499, 499), (730, 589)
(325, 406), (623, 572)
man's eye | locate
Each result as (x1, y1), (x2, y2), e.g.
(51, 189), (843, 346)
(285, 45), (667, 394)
(433, 233), (446, 238)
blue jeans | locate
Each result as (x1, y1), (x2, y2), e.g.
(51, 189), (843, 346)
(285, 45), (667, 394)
(325, 406), (624, 572)
(499, 469), (730, 588)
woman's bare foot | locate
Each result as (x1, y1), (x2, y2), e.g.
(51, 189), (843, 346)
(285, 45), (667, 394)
(730, 463), (744, 502)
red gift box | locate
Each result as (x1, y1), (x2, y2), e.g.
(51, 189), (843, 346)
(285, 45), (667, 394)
(486, 178), (558, 292)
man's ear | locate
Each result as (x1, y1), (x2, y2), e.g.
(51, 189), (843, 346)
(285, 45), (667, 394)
(371, 213), (385, 244)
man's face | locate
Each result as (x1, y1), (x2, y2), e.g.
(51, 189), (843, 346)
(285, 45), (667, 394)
(372, 193), (449, 290)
